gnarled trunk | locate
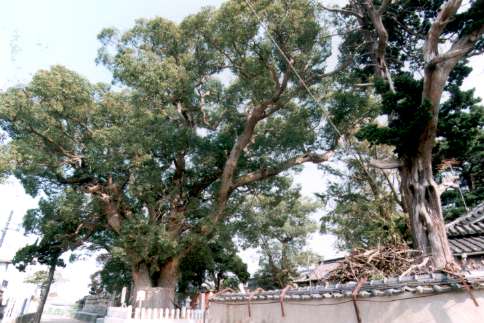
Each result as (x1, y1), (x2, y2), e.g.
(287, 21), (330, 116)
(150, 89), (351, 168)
(156, 258), (179, 309)
(400, 153), (453, 268)
(131, 262), (152, 306)
(131, 259), (179, 309)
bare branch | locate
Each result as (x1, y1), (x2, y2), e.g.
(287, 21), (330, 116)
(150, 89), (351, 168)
(320, 4), (363, 19)
(362, 0), (395, 92)
(380, 169), (405, 210)
(369, 159), (403, 169)
(424, 0), (463, 63)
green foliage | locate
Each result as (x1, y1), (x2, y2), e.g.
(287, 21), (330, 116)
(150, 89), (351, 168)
(235, 187), (320, 289)
(356, 74), (432, 157)
(319, 144), (408, 250)
(13, 189), (97, 271)
(178, 230), (249, 294)
(24, 270), (49, 286)
(90, 253), (132, 296)
(24, 270), (62, 287)
(0, 131), (12, 182)
(2, 0), (336, 293)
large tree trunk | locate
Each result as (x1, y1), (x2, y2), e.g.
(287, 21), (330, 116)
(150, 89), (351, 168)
(35, 264), (55, 323)
(155, 258), (179, 309)
(400, 152), (454, 269)
(130, 259), (179, 309)
(131, 263), (153, 306)
(399, 65), (454, 269)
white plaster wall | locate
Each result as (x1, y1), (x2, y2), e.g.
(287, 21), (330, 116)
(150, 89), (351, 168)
(208, 290), (484, 323)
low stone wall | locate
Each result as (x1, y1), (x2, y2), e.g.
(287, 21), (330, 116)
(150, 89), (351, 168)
(83, 296), (111, 316)
(44, 303), (102, 323)
(74, 311), (102, 323)
(208, 272), (484, 323)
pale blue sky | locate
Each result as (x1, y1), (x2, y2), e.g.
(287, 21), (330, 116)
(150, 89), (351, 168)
(0, 0), (225, 89)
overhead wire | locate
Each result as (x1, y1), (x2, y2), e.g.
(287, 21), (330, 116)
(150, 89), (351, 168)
(242, 0), (470, 212)
(242, 0), (345, 141)
(242, 0), (379, 195)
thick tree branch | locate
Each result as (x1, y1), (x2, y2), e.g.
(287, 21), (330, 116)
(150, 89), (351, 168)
(424, 0), (463, 63)
(428, 48), (468, 67)
(27, 125), (80, 162)
(216, 106), (266, 210)
(55, 173), (96, 186)
(188, 169), (224, 198)
(362, 0), (395, 92)
(232, 151), (334, 189)
(422, 1), (483, 145)
(428, 22), (484, 68)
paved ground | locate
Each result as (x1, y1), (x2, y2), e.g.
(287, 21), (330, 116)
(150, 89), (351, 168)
(41, 315), (83, 323)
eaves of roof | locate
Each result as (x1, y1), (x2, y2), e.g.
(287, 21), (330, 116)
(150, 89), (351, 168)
(212, 271), (484, 303)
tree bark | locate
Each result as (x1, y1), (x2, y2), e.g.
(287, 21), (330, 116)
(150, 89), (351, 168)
(131, 263), (152, 306)
(35, 264), (56, 323)
(399, 64), (455, 268)
(400, 153), (453, 268)
(156, 258), (179, 309)
(354, 0), (484, 269)
(130, 259), (180, 309)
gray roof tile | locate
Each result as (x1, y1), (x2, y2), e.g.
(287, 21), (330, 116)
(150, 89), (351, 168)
(211, 271), (484, 303)
(446, 203), (484, 255)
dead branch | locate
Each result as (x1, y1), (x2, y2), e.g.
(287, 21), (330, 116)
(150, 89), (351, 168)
(326, 244), (426, 283)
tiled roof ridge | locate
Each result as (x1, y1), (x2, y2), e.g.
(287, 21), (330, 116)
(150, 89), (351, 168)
(212, 271), (484, 302)
(446, 202), (484, 228)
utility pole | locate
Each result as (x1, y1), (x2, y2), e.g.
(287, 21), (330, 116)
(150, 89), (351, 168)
(0, 211), (13, 249)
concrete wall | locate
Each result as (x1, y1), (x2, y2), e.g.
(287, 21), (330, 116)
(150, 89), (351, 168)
(208, 290), (484, 323)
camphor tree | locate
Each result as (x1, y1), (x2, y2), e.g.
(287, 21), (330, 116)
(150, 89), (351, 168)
(13, 190), (97, 323)
(1, 0), (340, 306)
(325, 0), (484, 268)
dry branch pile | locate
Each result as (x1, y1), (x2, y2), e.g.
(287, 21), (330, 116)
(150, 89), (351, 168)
(326, 244), (429, 282)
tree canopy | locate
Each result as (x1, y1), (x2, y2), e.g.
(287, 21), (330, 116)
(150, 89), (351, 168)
(1, 0), (482, 299)
(236, 186), (320, 288)
(1, 0), (341, 305)
(324, 0), (483, 268)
